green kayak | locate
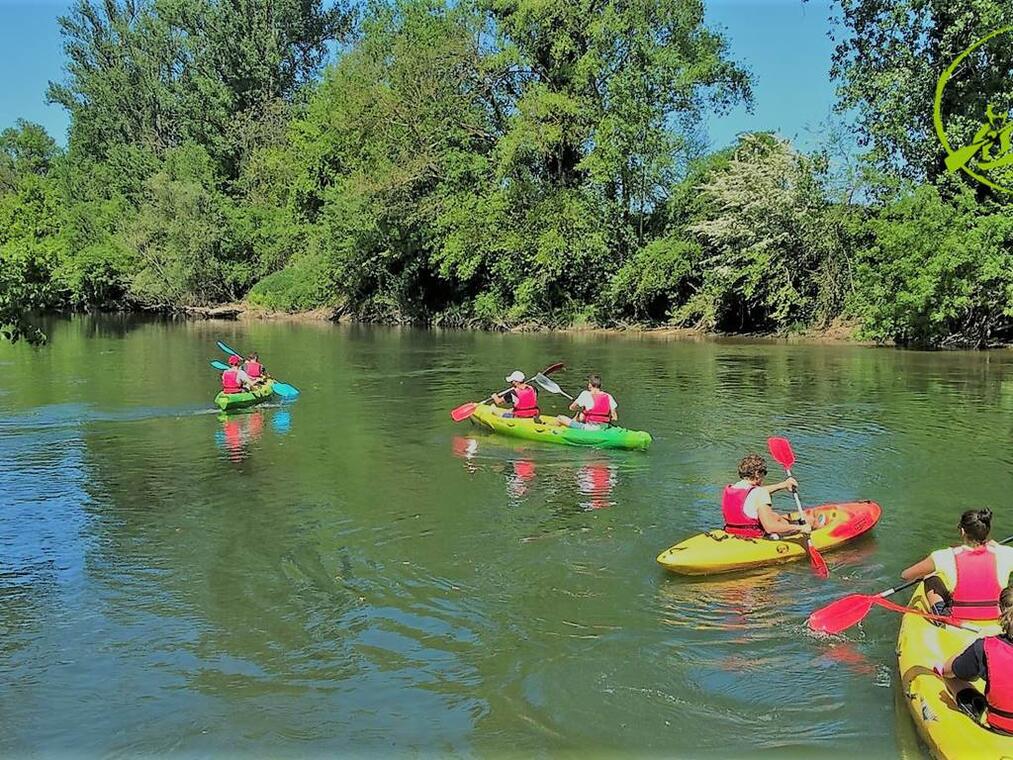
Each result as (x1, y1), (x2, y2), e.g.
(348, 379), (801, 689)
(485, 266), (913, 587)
(215, 379), (275, 412)
(470, 404), (652, 450)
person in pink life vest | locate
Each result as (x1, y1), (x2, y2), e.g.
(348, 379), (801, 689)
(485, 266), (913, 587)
(902, 508), (1013, 620)
(934, 585), (1013, 736)
(243, 352), (267, 386)
(721, 453), (813, 538)
(492, 371), (540, 419)
(557, 374), (617, 430)
(221, 353), (253, 394)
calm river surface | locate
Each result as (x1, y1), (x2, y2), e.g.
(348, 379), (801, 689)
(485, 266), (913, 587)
(3, 315), (1012, 757)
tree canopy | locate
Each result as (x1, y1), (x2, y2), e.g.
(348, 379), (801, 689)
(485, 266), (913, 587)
(3, 0), (1013, 347)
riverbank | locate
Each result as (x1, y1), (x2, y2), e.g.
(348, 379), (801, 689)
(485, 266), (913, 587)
(217, 303), (884, 347)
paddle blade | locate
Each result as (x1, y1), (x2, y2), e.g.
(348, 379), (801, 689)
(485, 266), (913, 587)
(532, 373), (563, 394)
(543, 362), (565, 376)
(272, 382), (300, 399)
(451, 402), (478, 422)
(210, 360), (229, 371)
(767, 436), (796, 469)
(808, 544), (830, 579)
(217, 340), (241, 358)
(807, 595), (876, 634)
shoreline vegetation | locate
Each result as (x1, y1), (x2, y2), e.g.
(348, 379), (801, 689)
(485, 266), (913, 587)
(3, 1), (1013, 349)
(53, 302), (889, 348)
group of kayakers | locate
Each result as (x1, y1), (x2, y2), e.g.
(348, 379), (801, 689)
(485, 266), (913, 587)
(905, 508), (1013, 734)
(491, 370), (618, 430)
(730, 455), (1013, 734)
(220, 352), (267, 394)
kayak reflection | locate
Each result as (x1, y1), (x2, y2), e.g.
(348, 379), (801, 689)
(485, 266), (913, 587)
(451, 435), (624, 510)
(507, 459), (536, 499)
(576, 461), (616, 510)
(657, 569), (782, 634)
(215, 409), (266, 462)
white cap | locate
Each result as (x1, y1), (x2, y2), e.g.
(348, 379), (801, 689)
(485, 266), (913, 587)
(506, 370), (526, 383)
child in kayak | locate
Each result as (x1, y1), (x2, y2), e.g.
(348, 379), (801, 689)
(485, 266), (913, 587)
(557, 374), (617, 430)
(901, 508), (1013, 619)
(722, 454), (812, 537)
(491, 371), (540, 419)
(221, 354), (253, 394)
(243, 352), (267, 386)
(935, 585), (1013, 735)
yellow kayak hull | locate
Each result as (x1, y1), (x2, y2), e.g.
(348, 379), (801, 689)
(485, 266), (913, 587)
(897, 584), (1012, 759)
(656, 501), (881, 575)
(470, 403), (652, 450)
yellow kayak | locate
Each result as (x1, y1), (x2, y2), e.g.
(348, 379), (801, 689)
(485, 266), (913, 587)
(897, 584), (1012, 759)
(656, 501), (881, 575)
(470, 403), (652, 450)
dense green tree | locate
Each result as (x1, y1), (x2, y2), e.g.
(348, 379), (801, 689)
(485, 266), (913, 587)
(854, 185), (1013, 347)
(10, 0), (1013, 349)
(0, 122), (66, 342)
(49, 0), (350, 174)
(828, 0), (1013, 183)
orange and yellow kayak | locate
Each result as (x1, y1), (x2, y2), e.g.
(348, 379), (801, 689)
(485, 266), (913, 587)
(656, 501), (882, 575)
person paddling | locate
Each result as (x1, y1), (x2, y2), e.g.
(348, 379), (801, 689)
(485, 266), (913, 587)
(722, 453), (813, 537)
(243, 352), (267, 386)
(557, 374), (617, 430)
(901, 509), (1013, 620)
(935, 585), (1013, 735)
(491, 371), (540, 419)
(221, 354), (253, 395)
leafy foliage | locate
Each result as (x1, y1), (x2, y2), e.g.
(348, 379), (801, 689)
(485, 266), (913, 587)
(828, 0), (1013, 182)
(5, 0), (1013, 347)
(853, 185), (1013, 347)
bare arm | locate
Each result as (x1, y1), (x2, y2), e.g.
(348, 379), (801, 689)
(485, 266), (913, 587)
(763, 477), (797, 497)
(901, 556), (935, 581)
(757, 504), (809, 536)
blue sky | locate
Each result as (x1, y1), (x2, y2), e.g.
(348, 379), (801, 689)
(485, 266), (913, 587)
(0, 0), (844, 153)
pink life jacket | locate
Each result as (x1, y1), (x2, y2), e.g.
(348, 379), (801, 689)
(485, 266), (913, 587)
(951, 545), (1002, 620)
(245, 361), (263, 379)
(722, 485), (764, 537)
(222, 369), (243, 394)
(512, 386), (539, 418)
(583, 392), (612, 425)
(984, 636), (1013, 734)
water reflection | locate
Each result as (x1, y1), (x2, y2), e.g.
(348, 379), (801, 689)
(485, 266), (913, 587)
(271, 408), (292, 435)
(507, 459), (537, 499)
(450, 436), (618, 510)
(215, 410), (266, 462)
(657, 570), (784, 634)
(576, 461), (616, 511)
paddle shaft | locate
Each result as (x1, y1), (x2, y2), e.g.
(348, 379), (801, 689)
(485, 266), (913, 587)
(784, 465), (828, 576)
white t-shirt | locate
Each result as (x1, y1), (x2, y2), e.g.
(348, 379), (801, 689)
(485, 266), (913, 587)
(575, 390), (617, 413)
(730, 479), (771, 519)
(929, 543), (1013, 591)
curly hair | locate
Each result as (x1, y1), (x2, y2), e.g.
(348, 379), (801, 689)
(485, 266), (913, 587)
(998, 586), (1013, 637)
(738, 454), (768, 482)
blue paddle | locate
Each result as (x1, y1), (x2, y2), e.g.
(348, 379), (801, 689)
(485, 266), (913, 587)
(216, 340), (300, 398)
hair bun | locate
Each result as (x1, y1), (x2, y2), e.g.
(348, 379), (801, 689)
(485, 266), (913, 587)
(981, 508), (994, 522)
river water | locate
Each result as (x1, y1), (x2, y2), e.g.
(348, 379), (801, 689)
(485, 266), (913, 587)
(3, 315), (1011, 757)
